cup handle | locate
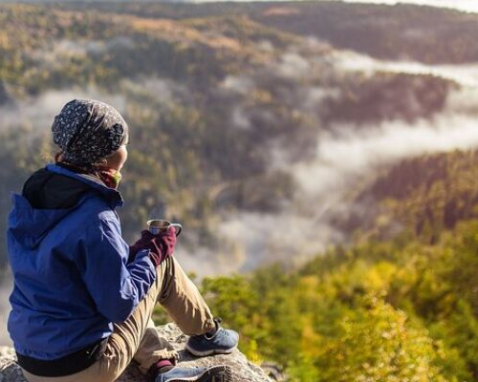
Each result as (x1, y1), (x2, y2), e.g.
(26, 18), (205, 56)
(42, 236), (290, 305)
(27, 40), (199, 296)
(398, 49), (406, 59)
(170, 223), (182, 237)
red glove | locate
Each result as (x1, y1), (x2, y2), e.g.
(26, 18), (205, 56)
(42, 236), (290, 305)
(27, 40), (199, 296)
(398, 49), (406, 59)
(129, 230), (154, 260)
(149, 228), (177, 267)
(129, 228), (177, 266)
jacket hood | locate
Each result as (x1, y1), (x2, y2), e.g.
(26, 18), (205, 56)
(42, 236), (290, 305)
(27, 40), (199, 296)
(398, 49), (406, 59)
(8, 194), (78, 249)
(8, 164), (123, 249)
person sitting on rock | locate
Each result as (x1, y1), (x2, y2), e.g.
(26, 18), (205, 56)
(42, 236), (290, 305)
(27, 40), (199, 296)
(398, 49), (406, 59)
(7, 99), (239, 382)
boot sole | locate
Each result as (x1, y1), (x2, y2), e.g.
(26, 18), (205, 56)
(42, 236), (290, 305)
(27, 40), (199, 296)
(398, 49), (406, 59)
(185, 344), (238, 357)
(165, 365), (232, 382)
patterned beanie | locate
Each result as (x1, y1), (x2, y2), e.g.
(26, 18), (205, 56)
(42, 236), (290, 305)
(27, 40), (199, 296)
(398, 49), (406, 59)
(52, 99), (129, 166)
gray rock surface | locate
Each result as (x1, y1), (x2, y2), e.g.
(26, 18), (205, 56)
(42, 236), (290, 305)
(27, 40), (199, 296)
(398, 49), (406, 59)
(0, 324), (277, 382)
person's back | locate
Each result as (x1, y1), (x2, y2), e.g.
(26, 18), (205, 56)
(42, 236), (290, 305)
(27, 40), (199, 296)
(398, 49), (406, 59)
(7, 99), (238, 382)
(8, 164), (140, 361)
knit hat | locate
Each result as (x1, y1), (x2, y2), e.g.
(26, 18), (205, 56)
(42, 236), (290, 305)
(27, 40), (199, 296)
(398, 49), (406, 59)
(52, 99), (129, 166)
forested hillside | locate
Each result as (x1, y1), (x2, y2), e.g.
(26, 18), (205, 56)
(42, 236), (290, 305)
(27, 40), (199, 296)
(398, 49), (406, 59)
(171, 146), (478, 381)
(0, 1), (468, 271)
(193, 214), (478, 381)
(2, 2), (478, 379)
(59, 1), (478, 64)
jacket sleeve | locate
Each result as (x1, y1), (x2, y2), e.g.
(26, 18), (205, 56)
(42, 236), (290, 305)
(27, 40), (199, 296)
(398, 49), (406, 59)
(80, 216), (157, 323)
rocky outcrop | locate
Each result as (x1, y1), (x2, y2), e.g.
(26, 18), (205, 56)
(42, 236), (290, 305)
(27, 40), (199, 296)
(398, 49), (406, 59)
(0, 324), (278, 382)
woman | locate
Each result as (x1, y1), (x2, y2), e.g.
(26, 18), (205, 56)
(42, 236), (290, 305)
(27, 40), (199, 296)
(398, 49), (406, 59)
(7, 99), (238, 382)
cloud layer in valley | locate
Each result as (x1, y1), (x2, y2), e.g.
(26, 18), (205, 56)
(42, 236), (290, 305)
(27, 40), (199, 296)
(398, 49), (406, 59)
(4, 41), (478, 278)
(183, 46), (478, 275)
(4, 36), (478, 345)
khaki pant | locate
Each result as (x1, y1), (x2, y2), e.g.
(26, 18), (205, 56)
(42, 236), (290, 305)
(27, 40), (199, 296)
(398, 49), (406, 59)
(22, 256), (216, 382)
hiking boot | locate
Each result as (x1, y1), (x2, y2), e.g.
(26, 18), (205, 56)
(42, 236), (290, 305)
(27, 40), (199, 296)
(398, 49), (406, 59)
(186, 318), (239, 357)
(155, 365), (232, 382)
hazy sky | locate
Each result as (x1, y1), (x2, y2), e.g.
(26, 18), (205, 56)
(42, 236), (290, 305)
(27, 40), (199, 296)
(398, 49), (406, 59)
(192, 0), (478, 14)
(335, 0), (478, 13)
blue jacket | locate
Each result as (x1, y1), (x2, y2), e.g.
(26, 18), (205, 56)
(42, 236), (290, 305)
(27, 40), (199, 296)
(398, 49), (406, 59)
(7, 164), (156, 360)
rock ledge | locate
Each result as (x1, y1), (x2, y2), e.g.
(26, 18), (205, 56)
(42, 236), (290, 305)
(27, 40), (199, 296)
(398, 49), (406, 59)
(0, 324), (276, 382)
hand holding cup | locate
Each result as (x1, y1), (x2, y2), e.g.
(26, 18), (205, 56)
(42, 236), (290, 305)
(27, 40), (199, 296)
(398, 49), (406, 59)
(147, 219), (182, 237)
(129, 220), (181, 265)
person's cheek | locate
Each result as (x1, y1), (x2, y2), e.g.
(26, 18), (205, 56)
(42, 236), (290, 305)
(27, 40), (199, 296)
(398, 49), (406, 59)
(122, 148), (128, 168)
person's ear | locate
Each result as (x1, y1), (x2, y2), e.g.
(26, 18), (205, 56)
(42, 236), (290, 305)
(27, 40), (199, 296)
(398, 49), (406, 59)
(54, 151), (64, 163)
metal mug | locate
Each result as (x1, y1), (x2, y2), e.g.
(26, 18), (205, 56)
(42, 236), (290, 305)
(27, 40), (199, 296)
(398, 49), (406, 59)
(147, 219), (182, 237)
